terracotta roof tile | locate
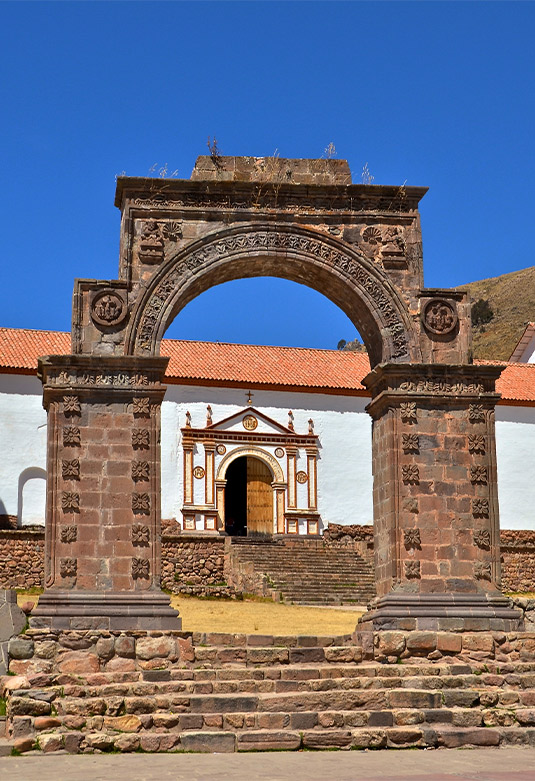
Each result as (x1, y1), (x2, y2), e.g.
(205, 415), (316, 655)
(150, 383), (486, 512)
(1, 327), (534, 403)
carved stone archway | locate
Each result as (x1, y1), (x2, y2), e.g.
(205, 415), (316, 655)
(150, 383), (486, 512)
(32, 156), (521, 632)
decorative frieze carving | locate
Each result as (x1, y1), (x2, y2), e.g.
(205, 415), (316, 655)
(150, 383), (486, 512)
(132, 557), (150, 579)
(472, 498), (490, 517)
(399, 380), (485, 394)
(403, 528), (421, 549)
(132, 460), (150, 481)
(91, 290), (128, 327)
(469, 404), (486, 422)
(473, 529), (491, 549)
(402, 464), (419, 484)
(404, 560), (421, 579)
(470, 465), (488, 484)
(131, 188), (421, 214)
(136, 229), (410, 358)
(60, 526), (78, 543)
(50, 369), (152, 387)
(132, 493), (151, 513)
(296, 471), (308, 484)
(132, 524), (150, 545)
(63, 426), (81, 446)
(468, 434), (486, 453)
(61, 492), (80, 512)
(62, 459), (80, 480)
(60, 557), (77, 578)
(422, 299), (458, 336)
(400, 402), (417, 423)
(132, 397), (151, 416)
(474, 561), (492, 581)
(63, 395), (81, 416)
(402, 433), (419, 452)
(132, 429), (150, 449)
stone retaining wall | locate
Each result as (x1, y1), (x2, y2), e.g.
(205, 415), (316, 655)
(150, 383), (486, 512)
(1, 526), (535, 595)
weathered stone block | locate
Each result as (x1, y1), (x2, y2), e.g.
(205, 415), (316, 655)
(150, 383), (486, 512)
(182, 731), (236, 753)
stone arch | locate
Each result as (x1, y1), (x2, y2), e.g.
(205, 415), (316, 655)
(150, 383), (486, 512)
(126, 223), (421, 368)
(216, 446), (285, 484)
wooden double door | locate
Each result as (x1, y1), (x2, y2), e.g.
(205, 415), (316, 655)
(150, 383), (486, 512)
(224, 456), (273, 537)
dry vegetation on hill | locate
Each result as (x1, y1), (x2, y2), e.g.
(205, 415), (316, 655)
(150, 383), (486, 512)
(456, 266), (535, 360)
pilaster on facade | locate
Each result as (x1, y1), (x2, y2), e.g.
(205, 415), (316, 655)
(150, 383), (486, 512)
(286, 446), (298, 509)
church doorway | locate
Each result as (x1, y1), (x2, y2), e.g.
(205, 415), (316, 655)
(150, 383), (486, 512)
(224, 456), (274, 537)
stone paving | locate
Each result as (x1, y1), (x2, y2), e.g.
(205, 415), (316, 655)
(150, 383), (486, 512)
(0, 746), (534, 780)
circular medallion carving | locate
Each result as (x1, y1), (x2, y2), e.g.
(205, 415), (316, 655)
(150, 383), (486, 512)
(422, 299), (458, 335)
(91, 290), (128, 327)
(243, 415), (258, 431)
(274, 447), (285, 459)
(296, 471), (308, 484)
(193, 466), (205, 479)
(216, 445), (226, 455)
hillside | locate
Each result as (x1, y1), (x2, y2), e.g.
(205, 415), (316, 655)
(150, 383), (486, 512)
(456, 266), (535, 361)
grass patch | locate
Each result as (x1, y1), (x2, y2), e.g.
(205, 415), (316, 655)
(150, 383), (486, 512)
(17, 588), (363, 635)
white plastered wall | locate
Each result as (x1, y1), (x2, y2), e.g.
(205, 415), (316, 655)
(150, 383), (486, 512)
(495, 405), (535, 529)
(0, 374), (47, 526)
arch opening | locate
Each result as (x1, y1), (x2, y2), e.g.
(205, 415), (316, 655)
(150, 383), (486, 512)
(224, 455), (274, 538)
(128, 223), (419, 367)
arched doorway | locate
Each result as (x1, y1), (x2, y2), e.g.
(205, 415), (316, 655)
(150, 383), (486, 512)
(224, 455), (274, 537)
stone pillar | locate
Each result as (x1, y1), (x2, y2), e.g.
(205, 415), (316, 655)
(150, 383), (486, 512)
(31, 355), (180, 630)
(306, 447), (318, 510)
(215, 480), (226, 531)
(286, 447), (297, 510)
(359, 363), (521, 632)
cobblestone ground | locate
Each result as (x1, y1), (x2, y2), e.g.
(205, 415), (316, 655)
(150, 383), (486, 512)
(1, 747), (535, 781)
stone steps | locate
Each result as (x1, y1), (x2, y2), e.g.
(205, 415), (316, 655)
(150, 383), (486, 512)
(230, 541), (376, 605)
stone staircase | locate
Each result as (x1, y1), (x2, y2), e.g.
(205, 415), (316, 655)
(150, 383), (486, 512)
(229, 539), (375, 605)
(3, 629), (535, 754)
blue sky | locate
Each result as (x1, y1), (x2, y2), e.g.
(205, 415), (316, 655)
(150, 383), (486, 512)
(1, 1), (534, 349)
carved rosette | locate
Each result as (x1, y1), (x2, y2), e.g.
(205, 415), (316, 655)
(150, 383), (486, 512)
(401, 464), (419, 484)
(63, 426), (81, 446)
(132, 396), (150, 417)
(60, 526), (78, 543)
(60, 557), (77, 578)
(470, 465), (488, 484)
(62, 459), (80, 480)
(296, 471), (308, 484)
(472, 498), (490, 517)
(404, 560), (421, 579)
(401, 433), (419, 453)
(473, 529), (491, 549)
(474, 562), (492, 581)
(469, 404), (486, 423)
(403, 528), (421, 549)
(61, 492), (80, 512)
(162, 220), (183, 242)
(468, 434), (486, 454)
(132, 524), (150, 545)
(63, 395), (81, 416)
(132, 460), (150, 481)
(400, 402), (417, 423)
(132, 493), (151, 513)
(132, 429), (150, 449)
(132, 557), (150, 579)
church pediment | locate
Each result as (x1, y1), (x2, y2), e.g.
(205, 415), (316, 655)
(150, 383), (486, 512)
(208, 407), (294, 435)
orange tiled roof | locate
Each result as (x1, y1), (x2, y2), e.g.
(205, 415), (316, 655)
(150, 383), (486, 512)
(0, 327), (534, 403)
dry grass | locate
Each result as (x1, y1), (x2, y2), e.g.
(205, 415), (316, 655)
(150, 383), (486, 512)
(16, 590), (363, 636)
